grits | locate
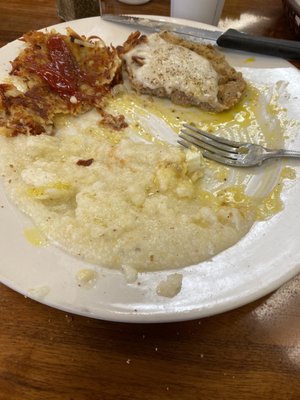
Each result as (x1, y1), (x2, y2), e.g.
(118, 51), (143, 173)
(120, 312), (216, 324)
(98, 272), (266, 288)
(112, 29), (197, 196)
(0, 113), (256, 271)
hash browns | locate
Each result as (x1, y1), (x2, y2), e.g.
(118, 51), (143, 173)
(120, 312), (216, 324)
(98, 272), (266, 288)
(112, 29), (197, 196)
(0, 29), (121, 136)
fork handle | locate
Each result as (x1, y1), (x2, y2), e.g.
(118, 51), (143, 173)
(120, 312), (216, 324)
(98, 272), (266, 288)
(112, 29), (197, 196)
(266, 149), (300, 160)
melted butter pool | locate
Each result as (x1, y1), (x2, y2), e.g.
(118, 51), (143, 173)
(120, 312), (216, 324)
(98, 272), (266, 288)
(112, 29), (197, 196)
(108, 85), (261, 136)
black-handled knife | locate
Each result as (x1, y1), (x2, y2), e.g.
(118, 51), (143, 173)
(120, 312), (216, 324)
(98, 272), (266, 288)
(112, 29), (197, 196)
(101, 15), (300, 59)
(217, 28), (300, 59)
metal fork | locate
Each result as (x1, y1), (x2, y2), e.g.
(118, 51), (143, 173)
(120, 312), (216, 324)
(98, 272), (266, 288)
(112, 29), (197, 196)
(178, 124), (300, 167)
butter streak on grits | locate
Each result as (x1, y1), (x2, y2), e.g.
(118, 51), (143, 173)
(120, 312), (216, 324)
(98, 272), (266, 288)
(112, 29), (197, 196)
(23, 227), (48, 247)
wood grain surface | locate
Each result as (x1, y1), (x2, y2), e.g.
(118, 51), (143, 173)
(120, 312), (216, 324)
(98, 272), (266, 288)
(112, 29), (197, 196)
(0, 1), (300, 399)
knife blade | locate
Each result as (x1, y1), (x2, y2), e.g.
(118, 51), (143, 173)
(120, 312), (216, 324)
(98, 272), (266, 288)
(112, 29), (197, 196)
(101, 14), (300, 59)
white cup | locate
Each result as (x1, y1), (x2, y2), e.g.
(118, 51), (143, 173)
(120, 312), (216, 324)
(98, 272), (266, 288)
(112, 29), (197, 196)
(171, 0), (225, 26)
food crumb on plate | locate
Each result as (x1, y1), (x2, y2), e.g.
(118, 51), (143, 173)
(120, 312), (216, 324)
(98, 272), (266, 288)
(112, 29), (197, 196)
(122, 265), (138, 283)
(156, 273), (183, 298)
(28, 285), (50, 300)
(76, 268), (98, 288)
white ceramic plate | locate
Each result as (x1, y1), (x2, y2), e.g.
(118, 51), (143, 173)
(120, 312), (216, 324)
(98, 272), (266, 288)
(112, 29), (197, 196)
(0, 17), (299, 323)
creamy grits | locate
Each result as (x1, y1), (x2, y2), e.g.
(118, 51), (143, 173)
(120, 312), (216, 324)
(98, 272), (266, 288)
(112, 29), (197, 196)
(0, 85), (291, 272)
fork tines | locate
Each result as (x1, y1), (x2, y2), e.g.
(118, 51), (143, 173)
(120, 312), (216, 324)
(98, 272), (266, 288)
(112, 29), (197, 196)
(178, 124), (244, 166)
(179, 123), (300, 167)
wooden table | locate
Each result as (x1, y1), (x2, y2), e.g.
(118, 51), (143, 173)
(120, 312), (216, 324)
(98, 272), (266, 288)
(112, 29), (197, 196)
(0, 1), (299, 399)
